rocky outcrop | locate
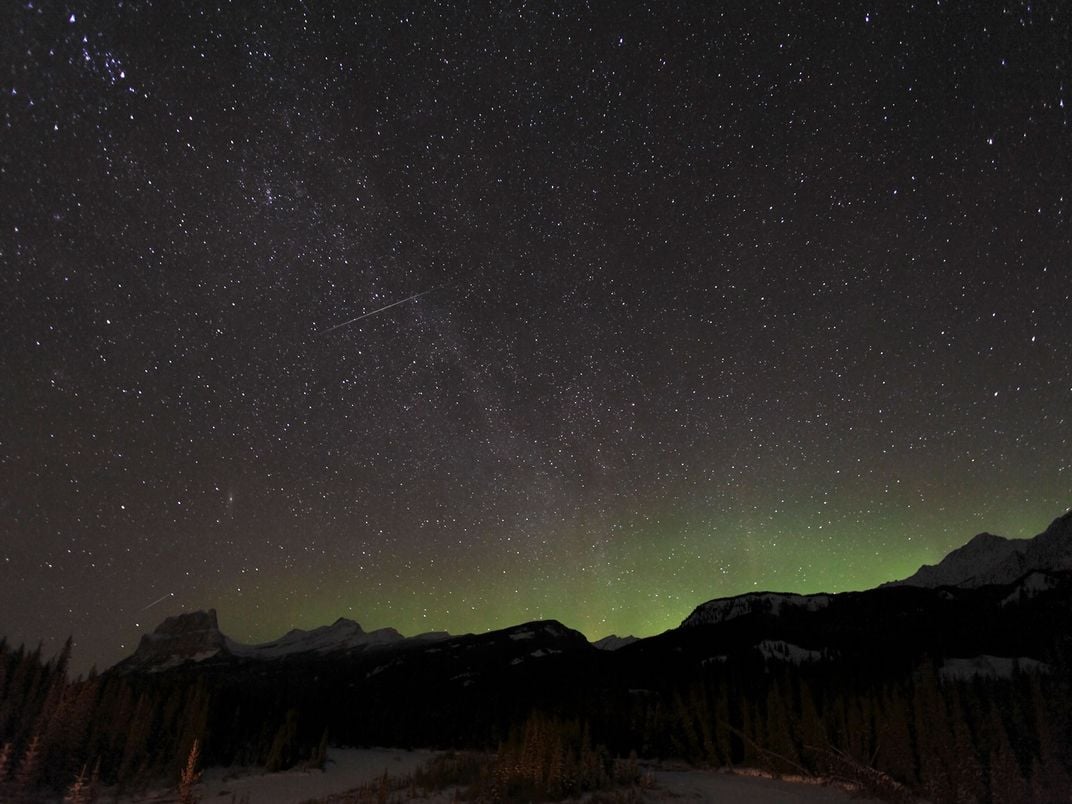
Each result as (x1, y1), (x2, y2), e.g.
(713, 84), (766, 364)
(125, 609), (229, 670)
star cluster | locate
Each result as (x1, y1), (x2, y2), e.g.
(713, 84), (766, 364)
(2, 2), (1070, 672)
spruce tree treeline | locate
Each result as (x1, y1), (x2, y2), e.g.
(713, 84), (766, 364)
(1, 631), (1071, 801)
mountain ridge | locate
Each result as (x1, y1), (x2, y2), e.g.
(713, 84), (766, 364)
(118, 611), (453, 671)
(886, 508), (1072, 589)
(120, 508), (1072, 672)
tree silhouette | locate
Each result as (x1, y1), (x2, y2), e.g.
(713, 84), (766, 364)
(178, 738), (201, 804)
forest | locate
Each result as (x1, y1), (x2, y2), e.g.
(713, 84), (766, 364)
(1, 624), (1071, 802)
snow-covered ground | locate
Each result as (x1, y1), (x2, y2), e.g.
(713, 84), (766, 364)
(200, 748), (436, 803)
(646, 768), (880, 802)
(113, 748), (437, 803)
(114, 748), (881, 803)
(940, 653), (1049, 680)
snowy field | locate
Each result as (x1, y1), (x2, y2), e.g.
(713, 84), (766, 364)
(643, 768), (881, 802)
(115, 748), (881, 803)
(198, 748), (438, 803)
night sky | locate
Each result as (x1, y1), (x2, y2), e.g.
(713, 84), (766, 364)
(3, 2), (1070, 674)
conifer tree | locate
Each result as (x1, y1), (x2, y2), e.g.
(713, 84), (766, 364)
(174, 683), (211, 773)
(671, 691), (701, 760)
(796, 681), (826, 771)
(66, 679), (100, 765)
(1027, 676), (1072, 801)
(0, 646), (34, 743)
(548, 739), (565, 797)
(948, 690), (985, 804)
(178, 738), (201, 804)
(875, 688), (916, 786)
(762, 682), (799, 772)
(52, 637), (73, 682)
(265, 709), (300, 771)
(911, 663), (955, 800)
(14, 733), (43, 795)
(843, 695), (870, 761)
(712, 686), (733, 766)
(987, 712), (1027, 804)
(64, 764), (89, 804)
(42, 680), (76, 786)
(310, 728), (329, 770)
(742, 698), (762, 766)
(0, 655), (8, 730)
(118, 692), (155, 783)
(88, 756), (101, 802)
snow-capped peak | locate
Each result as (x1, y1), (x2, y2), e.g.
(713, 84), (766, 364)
(887, 509), (1072, 589)
(228, 617), (406, 659)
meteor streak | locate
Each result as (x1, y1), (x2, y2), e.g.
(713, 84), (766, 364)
(319, 287), (442, 335)
(139, 592), (174, 612)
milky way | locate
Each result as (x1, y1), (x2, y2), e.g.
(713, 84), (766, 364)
(2, 2), (1070, 672)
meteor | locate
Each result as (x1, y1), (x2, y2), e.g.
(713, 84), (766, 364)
(318, 286), (442, 335)
(139, 592), (174, 612)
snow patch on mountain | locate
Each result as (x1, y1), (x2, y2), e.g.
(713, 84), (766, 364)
(509, 648), (563, 665)
(151, 650), (222, 671)
(227, 618), (409, 659)
(501, 620), (583, 643)
(940, 655), (1049, 680)
(592, 635), (639, 651)
(756, 640), (824, 664)
(681, 592), (831, 628)
(1000, 571), (1060, 606)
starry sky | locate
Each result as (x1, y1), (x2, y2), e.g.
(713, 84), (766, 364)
(2, 1), (1070, 674)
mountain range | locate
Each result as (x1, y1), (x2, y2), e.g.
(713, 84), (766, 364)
(118, 508), (1072, 676)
